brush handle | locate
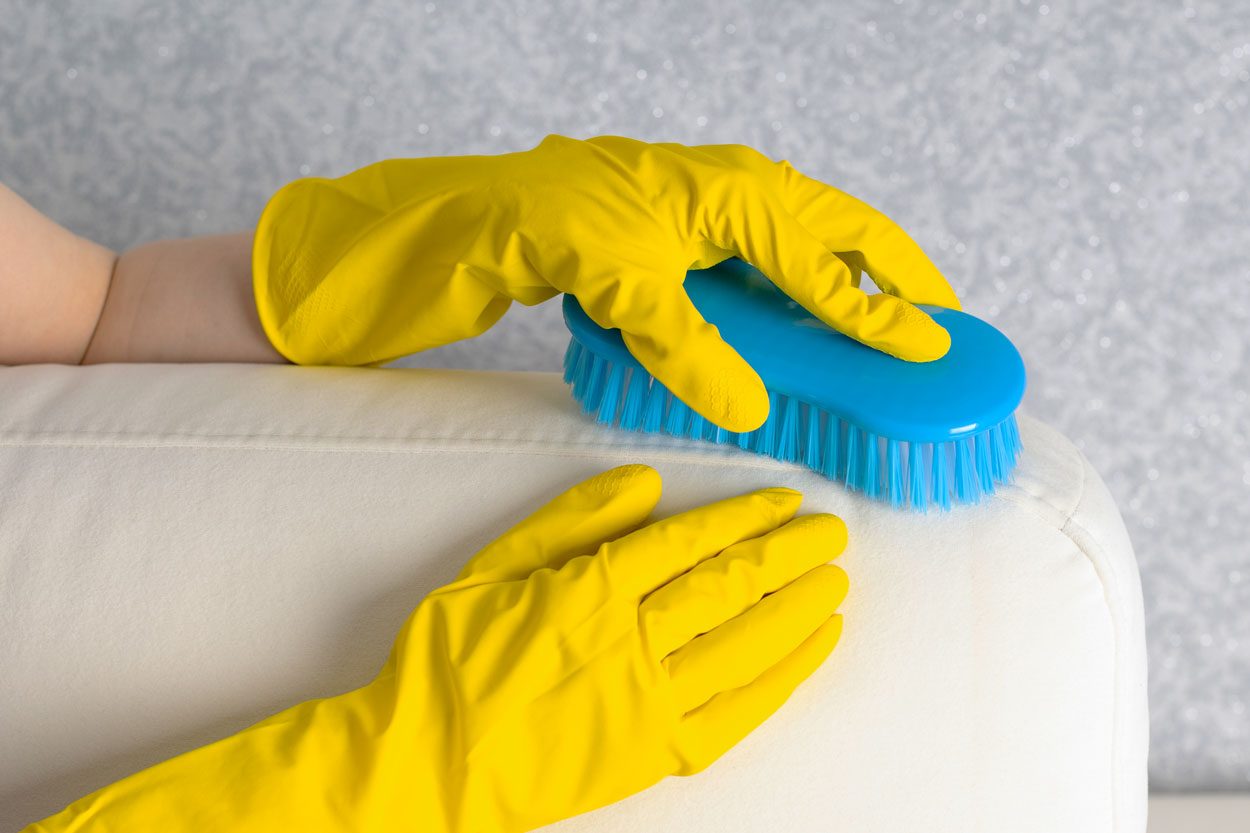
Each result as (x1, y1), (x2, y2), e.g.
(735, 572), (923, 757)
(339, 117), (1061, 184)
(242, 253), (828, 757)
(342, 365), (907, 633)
(563, 257), (1026, 445)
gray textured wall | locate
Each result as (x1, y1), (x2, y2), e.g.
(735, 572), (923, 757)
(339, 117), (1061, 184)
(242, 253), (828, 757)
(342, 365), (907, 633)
(3, 0), (1248, 791)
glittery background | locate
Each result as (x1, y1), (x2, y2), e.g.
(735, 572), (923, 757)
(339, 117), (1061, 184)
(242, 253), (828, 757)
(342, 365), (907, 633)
(2, 0), (1247, 791)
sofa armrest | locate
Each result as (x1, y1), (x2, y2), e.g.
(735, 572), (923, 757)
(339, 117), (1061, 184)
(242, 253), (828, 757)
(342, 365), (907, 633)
(0, 364), (1147, 832)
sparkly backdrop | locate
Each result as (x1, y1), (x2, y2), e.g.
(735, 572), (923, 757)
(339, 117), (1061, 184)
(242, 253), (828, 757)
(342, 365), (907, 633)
(3, 0), (1248, 791)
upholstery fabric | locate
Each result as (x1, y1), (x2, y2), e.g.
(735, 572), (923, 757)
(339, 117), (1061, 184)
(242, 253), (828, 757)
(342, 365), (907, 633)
(0, 364), (1148, 831)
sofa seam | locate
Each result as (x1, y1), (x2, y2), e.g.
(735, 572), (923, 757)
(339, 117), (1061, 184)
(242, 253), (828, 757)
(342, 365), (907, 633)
(999, 443), (1131, 830)
(1060, 458), (1132, 833)
(0, 422), (1135, 828)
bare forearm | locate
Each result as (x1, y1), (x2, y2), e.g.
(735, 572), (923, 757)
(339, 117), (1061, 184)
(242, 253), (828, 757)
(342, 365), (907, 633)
(0, 183), (115, 364)
(82, 231), (285, 364)
(2, 180), (286, 366)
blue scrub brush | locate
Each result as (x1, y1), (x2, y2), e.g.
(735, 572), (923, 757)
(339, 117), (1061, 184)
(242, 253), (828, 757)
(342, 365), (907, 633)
(562, 257), (1027, 511)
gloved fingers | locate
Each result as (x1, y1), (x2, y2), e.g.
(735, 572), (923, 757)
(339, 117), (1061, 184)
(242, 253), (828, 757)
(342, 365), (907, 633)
(640, 513), (847, 660)
(676, 612), (843, 775)
(604, 487), (802, 597)
(773, 164), (962, 310)
(678, 142), (956, 309)
(816, 288), (954, 362)
(836, 250), (865, 289)
(456, 464), (662, 583)
(663, 564), (848, 714)
(588, 276), (769, 432)
(697, 178), (953, 363)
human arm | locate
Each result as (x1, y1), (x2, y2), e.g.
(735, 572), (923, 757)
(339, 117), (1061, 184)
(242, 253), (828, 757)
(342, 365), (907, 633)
(80, 231), (284, 364)
(0, 181), (283, 366)
(25, 464), (849, 833)
(253, 134), (960, 431)
(5, 134), (959, 419)
(0, 182), (115, 365)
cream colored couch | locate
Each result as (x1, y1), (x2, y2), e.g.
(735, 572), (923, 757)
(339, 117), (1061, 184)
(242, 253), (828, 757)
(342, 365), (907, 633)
(0, 364), (1148, 832)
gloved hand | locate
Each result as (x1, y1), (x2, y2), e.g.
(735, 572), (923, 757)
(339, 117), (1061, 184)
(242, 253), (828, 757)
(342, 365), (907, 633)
(252, 134), (959, 432)
(27, 465), (849, 833)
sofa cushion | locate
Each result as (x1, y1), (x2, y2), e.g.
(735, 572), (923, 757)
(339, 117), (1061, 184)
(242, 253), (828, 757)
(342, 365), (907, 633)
(0, 364), (1147, 831)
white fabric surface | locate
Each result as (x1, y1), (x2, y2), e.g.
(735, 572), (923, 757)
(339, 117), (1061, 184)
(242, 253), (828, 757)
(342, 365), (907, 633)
(0, 364), (1148, 832)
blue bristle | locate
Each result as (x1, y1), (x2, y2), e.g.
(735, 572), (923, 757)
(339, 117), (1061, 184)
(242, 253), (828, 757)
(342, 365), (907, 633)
(751, 392), (779, 454)
(640, 380), (668, 433)
(990, 423), (1008, 478)
(777, 397), (800, 462)
(931, 442), (951, 511)
(664, 396), (690, 436)
(845, 426), (862, 492)
(1000, 425), (1020, 477)
(887, 439), (904, 507)
(568, 344), (591, 401)
(1002, 416), (1021, 464)
(562, 339), (582, 384)
(564, 336), (1021, 513)
(803, 405), (823, 470)
(618, 368), (649, 431)
(989, 422), (1007, 480)
(954, 436), (978, 503)
(863, 432), (880, 499)
(596, 362), (626, 424)
(687, 412), (707, 440)
(820, 416), (841, 479)
(975, 429), (996, 494)
(909, 442), (927, 511)
(579, 353), (607, 414)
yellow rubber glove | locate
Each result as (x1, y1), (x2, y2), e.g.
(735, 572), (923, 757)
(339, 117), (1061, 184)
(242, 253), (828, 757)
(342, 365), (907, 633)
(252, 134), (960, 432)
(26, 465), (849, 833)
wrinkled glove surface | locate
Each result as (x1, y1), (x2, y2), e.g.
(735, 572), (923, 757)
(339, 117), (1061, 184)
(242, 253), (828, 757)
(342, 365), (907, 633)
(28, 465), (849, 833)
(253, 134), (959, 431)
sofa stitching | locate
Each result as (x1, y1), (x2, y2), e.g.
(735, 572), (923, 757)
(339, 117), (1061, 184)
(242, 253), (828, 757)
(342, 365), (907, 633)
(1060, 458), (1135, 833)
(0, 421), (1139, 828)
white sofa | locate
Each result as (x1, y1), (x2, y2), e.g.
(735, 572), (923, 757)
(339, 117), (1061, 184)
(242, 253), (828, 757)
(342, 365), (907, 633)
(0, 364), (1148, 832)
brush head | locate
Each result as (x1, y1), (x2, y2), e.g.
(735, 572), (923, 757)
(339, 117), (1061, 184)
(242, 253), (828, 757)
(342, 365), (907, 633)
(562, 257), (1027, 509)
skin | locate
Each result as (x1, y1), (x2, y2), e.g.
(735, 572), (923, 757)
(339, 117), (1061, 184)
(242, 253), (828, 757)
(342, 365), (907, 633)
(0, 182), (115, 365)
(0, 182), (283, 366)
